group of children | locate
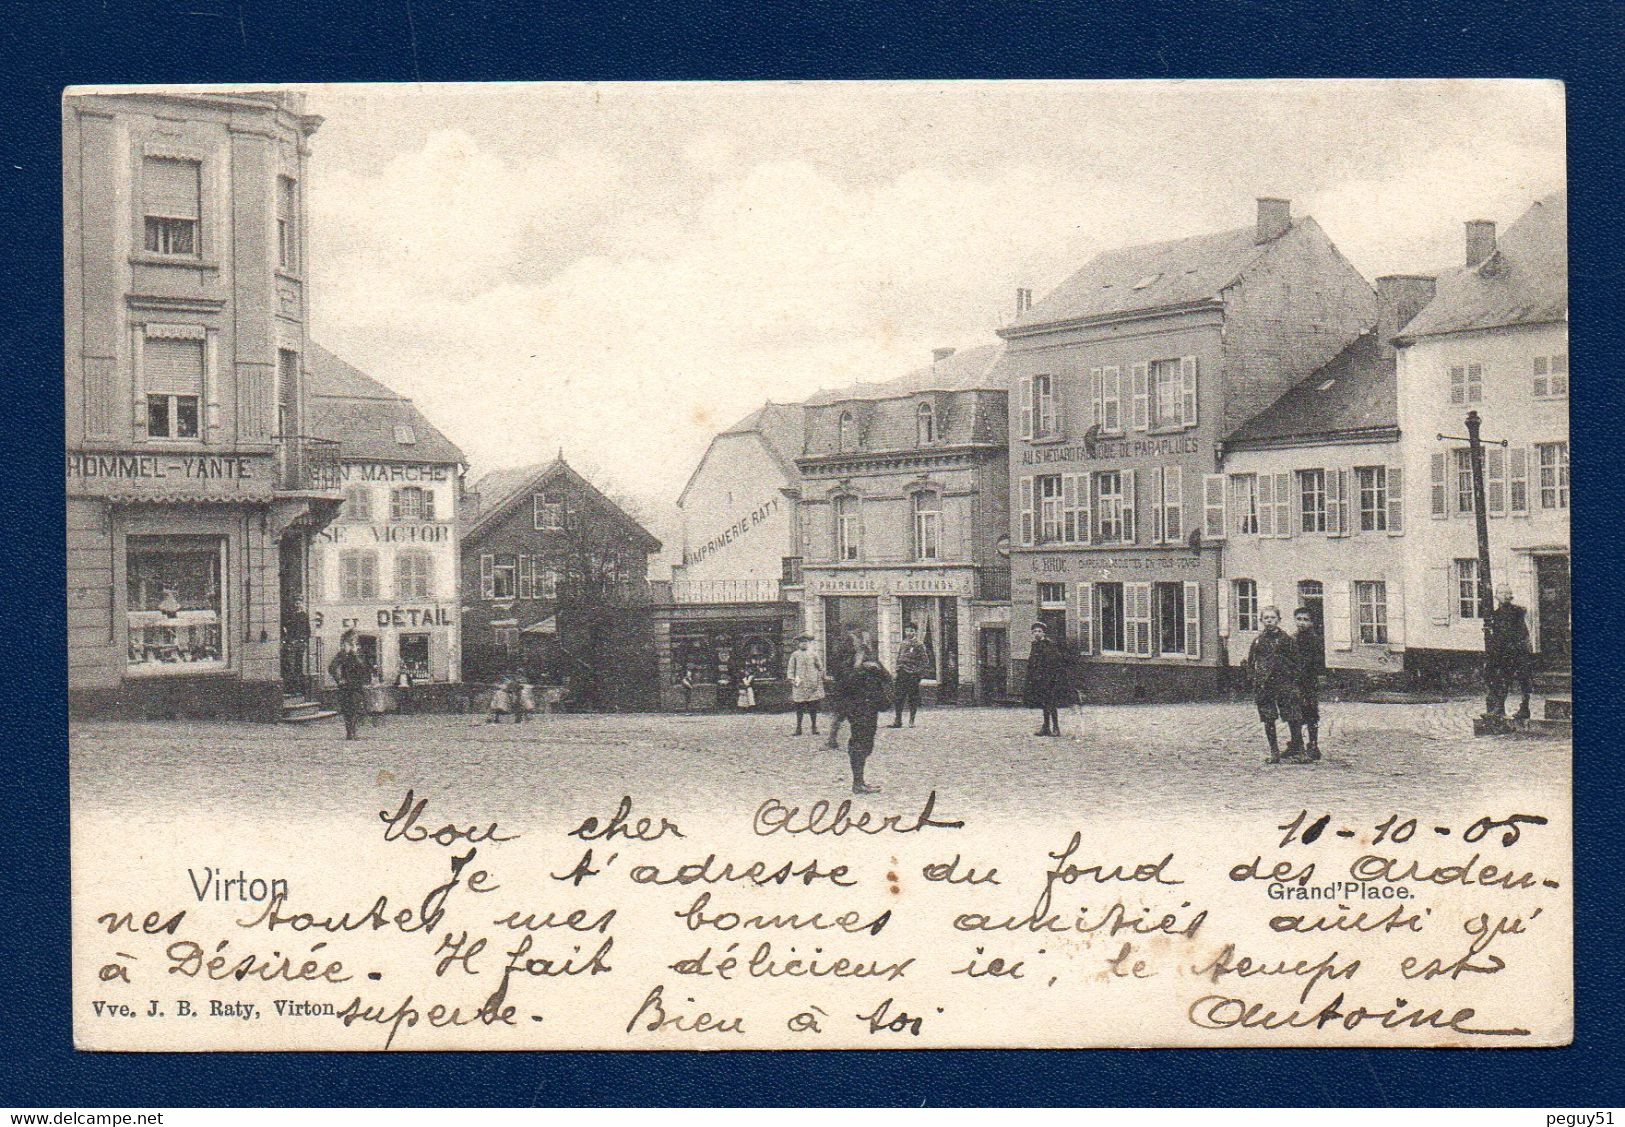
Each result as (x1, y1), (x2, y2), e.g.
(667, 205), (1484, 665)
(485, 675), (540, 724)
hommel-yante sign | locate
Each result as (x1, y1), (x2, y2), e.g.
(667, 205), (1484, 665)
(66, 452), (265, 494)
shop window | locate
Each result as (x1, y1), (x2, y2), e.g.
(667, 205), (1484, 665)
(672, 623), (783, 687)
(823, 595), (879, 666)
(126, 535), (224, 671)
(395, 551), (434, 600)
(1233, 578), (1259, 633)
(390, 486), (435, 522)
(142, 156), (200, 257)
(398, 633), (430, 677)
(340, 551), (379, 600)
(1356, 581), (1389, 644)
(1097, 582), (1126, 654)
(899, 595), (945, 680)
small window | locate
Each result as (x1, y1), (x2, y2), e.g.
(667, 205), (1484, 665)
(837, 412), (857, 453)
(146, 394), (199, 439)
(1532, 354), (1568, 399)
(143, 336), (205, 440)
(1234, 578), (1259, 633)
(1449, 363), (1484, 405)
(389, 486), (435, 523)
(142, 156), (200, 257)
(493, 624), (519, 651)
(394, 424), (417, 445)
(1032, 374), (1058, 438)
(339, 550), (379, 600)
(490, 558), (517, 600)
(1455, 558), (1483, 620)
(1538, 442), (1569, 509)
(398, 633), (430, 675)
(917, 401), (937, 446)
(1356, 466), (1388, 532)
(1355, 581), (1389, 645)
(395, 551), (434, 600)
(533, 495), (564, 530)
(343, 486), (373, 523)
(276, 175), (298, 270)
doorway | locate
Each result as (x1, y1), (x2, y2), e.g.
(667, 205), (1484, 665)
(978, 626), (1008, 701)
(1297, 580), (1326, 661)
(1534, 554), (1571, 666)
(278, 534), (309, 693)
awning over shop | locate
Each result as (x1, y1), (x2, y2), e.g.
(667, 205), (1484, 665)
(522, 616), (558, 635)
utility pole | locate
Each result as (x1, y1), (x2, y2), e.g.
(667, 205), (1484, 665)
(1438, 410), (1508, 728)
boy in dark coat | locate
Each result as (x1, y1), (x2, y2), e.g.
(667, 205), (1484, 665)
(1247, 607), (1306, 764)
(845, 651), (893, 795)
(822, 631), (861, 751)
(890, 624), (931, 728)
(1292, 606), (1325, 761)
(1486, 585), (1535, 721)
(327, 629), (370, 741)
(1024, 623), (1067, 736)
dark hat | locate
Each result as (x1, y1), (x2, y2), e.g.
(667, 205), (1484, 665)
(1030, 622), (1047, 632)
(795, 632), (816, 642)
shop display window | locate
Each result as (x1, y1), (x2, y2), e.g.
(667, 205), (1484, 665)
(126, 535), (225, 671)
(670, 623), (782, 687)
(398, 633), (431, 678)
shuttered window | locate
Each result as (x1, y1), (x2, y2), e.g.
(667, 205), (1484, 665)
(1131, 363), (1150, 431)
(1203, 472), (1227, 540)
(340, 551), (379, 600)
(1182, 580), (1201, 659)
(143, 157), (200, 255)
(1018, 477), (1035, 547)
(1126, 582), (1153, 657)
(395, 551), (433, 599)
(144, 337), (204, 439)
(1074, 582), (1094, 655)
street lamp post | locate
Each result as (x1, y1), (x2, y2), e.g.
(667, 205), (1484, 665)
(1438, 410), (1508, 729)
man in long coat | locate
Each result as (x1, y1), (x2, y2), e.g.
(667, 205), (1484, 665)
(327, 629), (370, 741)
(1024, 622), (1068, 737)
(1486, 584), (1535, 721)
(1247, 607), (1306, 764)
(822, 630), (860, 751)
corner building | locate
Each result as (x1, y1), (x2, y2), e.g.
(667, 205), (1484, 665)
(998, 199), (1374, 700)
(65, 90), (340, 719)
(797, 346), (1012, 704)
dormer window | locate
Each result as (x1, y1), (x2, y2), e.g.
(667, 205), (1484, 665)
(837, 411), (857, 453)
(394, 424), (417, 445)
(917, 401), (937, 446)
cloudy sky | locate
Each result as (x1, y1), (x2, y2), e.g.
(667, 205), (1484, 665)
(298, 80), (1563, 531)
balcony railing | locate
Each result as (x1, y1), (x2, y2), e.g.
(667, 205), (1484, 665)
(278, 435), (343, 493)
(670, 578), (784, 604)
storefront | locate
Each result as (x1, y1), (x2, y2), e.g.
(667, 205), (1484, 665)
(652, 601), (800, 711)
(308, 600), (459, 686)
(803, 566), (993, 703)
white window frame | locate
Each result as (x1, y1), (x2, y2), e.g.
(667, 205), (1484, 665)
(1538, 442), (1569, 509)
(1355, 580), (1389, 645)
(533, 495), (564, 531)
(1037, 474), (1063, 545)
(141, 156), (201, 258)
(1298, 468), (1328, 533)
(1454, 558), (1482, 620)
(1033, 374), (1058, 439)
(912, 491), (942, 560)
(1094, 470), (1124, 543)
(1449, 363), (1484, 405)
(1532, 353), (1568, 400)
(1357, 465), (1388, 532)
(1231, 474), (1259, 536)
(835, 496), (861, 561)
(1234, 578), (1260, 633)
(490, 556), (517, 600)
(538, 568), (559, 600)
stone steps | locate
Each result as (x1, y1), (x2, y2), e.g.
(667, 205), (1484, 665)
(281, 695), (337, 723)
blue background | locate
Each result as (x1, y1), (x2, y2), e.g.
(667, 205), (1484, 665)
(5, 0), (1621, 1107)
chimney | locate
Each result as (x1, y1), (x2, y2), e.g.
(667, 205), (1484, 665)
(1015, 287), (1033, 315)
(1374, 274), (1437, 359)
(1465, 220), (1496, 267)
(932, 347), (956, 363)
(1255, 197), (1291, 243)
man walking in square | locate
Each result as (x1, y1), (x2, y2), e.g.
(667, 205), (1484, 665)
(890, 623), (930, 728)
(1247, 607), (1307, 764)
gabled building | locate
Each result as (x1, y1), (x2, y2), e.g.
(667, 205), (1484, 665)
(997, 198), (1376, 700)
(796, 344), (1012, 703)
(1217, 275), (1436, 680)
(306, 344), (467, 691)
(1394, 193), (1569, 683)
(64, 89), (341, 720)
(460, 458), (662, 709)
(656, 401), (806, 712)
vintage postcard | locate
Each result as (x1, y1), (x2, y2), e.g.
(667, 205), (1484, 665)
(66, 79), (1571, 1050)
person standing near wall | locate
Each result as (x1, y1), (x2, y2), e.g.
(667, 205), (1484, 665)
(1487, 584), (1535, 722)
(1024, 623), (1067, 737)
(1247, 607), (1307, 764)
(890, 623), (930, 728)
(1292, 606), (1325, 761)
(822, 630), (860, 751)
(844, 644), (893, 795)
(328, 629), (370, 741)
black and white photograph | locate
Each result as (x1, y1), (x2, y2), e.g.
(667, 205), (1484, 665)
(64, 79), (1571, 1050)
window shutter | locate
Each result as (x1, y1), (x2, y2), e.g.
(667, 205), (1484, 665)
(1387, 466), (1404, 535)
(1427, 562), (1450, 625)
(1127, 582), (1152, 657)
(1148, 467), (1164, 543)
(1486, 447), (1507, 516)
(1324, 467), (1344, 537)
(1430, 452), (1447, 517)
(365, 554), (379, 600)
(423, 489), (436, 523)
(389, 489), (403, 522)
(1183, 580), (1201, 659)
(1203, 473), (1227, 539)
(1077, 470), (1092, 546)
(1180, 356), (1199, 427)
(1165, 466), (1183, 542)
(1274, 473), (1291, 538)
(1120, 468), (1136, 543)
(1131, 363), (1149, 431)
(1089, 368), (1103, 431)
(1018, 477), (1035, 547)
(144, 336), (206, 397)
(1217, 578), (1231, 636)
(144, 157), (200, 219)
(1104, 366), (1122, 433)
(1328, 582), (1353, 651)
(1387, 578), (1405, 646)
(1257, 473), (1275, 537)
(394, 555), (407, 600)
(516, 554), (529, 600)
(1292, 471), (1307, 536)
(1075, 582), (1094, 655)
(480, 553), (494, 599)
(1508, 446), (1529, 516)
(1019, 377), (1034, 440)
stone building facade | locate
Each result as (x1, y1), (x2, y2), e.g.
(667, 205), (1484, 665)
(997, 199), (1376, 701)
(796, 346), (1013, 704)
(306, 344), (467, 690)
(65, 89), (340, 720)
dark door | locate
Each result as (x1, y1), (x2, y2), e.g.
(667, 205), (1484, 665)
(978, 626), (1008, 701)
(1297, 580), (1326, 661)
(1535, 555), (1571, 664)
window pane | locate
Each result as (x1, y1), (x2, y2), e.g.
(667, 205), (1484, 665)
(126, 535), (224, 668)
(175, 396), (199, 438)
(146, 395), (170, 438)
